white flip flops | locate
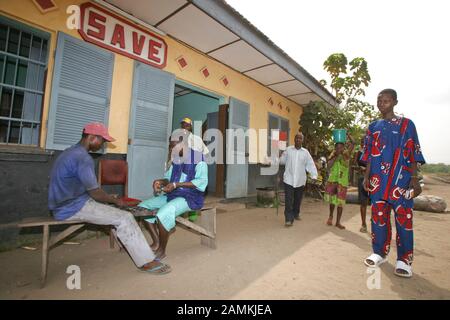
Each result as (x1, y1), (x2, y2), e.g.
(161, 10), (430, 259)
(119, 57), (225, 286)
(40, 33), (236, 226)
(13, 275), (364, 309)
(394, 260), (413, 278)
(364, 253), (387, 267)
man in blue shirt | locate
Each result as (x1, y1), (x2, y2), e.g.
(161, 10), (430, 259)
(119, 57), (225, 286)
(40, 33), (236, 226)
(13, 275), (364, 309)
(48, 122), (171, 275)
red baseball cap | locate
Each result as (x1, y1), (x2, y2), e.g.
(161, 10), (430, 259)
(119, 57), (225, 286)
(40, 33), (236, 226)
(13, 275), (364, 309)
(83, 122), (115, 142)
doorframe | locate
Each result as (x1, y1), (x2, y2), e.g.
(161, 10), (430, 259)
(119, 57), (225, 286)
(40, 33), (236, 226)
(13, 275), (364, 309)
(175, 79), (226, 104)
(173, 79), (226, 197)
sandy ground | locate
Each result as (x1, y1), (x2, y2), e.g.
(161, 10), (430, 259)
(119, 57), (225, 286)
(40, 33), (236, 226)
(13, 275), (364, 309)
(1, 175), (449, 300)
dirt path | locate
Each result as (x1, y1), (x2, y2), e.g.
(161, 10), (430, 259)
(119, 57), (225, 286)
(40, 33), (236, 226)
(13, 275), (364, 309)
(422, 174), (450, 201)
(1, 177), (449, 300)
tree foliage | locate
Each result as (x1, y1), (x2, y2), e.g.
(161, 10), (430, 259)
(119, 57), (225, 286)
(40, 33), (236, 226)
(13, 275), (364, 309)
(421, 163), (450, 173)
(300, 53), (379, 156)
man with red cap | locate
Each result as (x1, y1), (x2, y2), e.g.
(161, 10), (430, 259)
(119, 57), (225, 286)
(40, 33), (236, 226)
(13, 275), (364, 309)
(48, 122), (171, 274)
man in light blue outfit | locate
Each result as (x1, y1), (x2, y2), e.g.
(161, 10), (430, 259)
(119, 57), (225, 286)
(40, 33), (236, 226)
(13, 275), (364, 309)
(138, 135), (208, 259)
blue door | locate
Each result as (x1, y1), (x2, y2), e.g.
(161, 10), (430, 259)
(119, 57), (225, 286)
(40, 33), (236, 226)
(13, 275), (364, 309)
(127, 62), (174, 199)
(225, 97), (249, 198)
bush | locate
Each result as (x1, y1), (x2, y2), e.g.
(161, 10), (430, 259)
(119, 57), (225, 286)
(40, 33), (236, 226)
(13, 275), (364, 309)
(421, 163), (450, 174)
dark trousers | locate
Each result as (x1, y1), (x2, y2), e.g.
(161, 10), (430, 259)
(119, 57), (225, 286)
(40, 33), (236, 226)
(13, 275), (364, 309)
(284, 183), (305, 223)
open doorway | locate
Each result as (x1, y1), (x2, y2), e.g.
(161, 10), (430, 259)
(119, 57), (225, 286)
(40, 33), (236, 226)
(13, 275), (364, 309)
(172, 82), (222, 196)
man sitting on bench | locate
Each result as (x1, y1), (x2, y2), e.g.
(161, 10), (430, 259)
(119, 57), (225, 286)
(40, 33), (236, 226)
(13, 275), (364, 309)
(48, 122), (171, 275)
(139, 130), (208, 260)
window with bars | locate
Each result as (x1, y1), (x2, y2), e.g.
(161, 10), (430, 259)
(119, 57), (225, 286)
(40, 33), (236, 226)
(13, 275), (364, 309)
(268, 113), (289, 155)
(0, 17), (49, 145)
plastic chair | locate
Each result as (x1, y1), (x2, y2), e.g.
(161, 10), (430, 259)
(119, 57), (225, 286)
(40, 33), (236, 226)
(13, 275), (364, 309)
(97, 159), (140, 249)
(98, 159), (141, 206)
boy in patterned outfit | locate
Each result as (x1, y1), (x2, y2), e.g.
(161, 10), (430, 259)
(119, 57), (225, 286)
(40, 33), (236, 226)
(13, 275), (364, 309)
(360, 89), (425, 278)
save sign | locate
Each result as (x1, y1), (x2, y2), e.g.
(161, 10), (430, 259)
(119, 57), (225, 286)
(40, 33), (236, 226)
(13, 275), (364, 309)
(78, 3), (167, 69)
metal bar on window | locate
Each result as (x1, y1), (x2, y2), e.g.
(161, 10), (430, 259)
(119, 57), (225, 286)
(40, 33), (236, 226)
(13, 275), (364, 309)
(17, 30), (22, 54)
(38, 37), (44, 63)
(0, 82), (44, 95)
(5, 120), (11, 143)
(0, 56), (5, 106)
(28, 34), (33, 59)
(0, 54), (7, 83)
(30, 122), (34, 144)
(18, 119), (23, 144)
(0, 116), (41, 124)
(6, 62), (19, 139)
(7, 54), (19, 142)
(15, 30), (22, 88)
(0, 26), (10, 106)
(5, 119), (11, 143)
(0, 50), (47, 67)
(6, 94), (15, 143)
(35, 124), (40, 145)
(19, 77), (26, 144)
(4, 26), (10, 54)
(33, 38), (45, 92)
(32, 88), (38, 123)
(7, 58), (18, 119)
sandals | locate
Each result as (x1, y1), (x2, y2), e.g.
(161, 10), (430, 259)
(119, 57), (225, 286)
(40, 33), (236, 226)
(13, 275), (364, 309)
(394, 260), (413, 278)
(360, 225), (368, 233)
(140, 262), (172, 275)
(364, 253), (387, 267)
(364, 254), (413, 278)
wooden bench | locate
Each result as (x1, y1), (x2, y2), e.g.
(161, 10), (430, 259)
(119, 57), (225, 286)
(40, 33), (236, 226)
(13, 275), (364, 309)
(133, 207), (217, 249)
(0, 217), (87, 288)
(0, 207), (216, 288)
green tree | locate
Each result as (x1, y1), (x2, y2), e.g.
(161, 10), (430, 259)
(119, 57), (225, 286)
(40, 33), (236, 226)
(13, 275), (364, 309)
(300, 53), (378, 156)
(421, 163), (450, 173)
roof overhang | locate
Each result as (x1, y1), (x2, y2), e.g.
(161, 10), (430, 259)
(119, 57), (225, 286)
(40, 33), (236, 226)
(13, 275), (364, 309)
(100, 0), (336, 107)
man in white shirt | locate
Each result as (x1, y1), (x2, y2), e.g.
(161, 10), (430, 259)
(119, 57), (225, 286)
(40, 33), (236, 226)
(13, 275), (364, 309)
(279, 133), (318, 227)
(180, 117), (209, 155)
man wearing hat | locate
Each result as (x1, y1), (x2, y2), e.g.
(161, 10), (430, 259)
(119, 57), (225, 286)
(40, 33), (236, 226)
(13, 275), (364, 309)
(180, 117), (209, 155)
(48, 122), (171, 274)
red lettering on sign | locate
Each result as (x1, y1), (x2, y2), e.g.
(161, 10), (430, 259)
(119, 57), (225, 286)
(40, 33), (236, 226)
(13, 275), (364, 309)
(79, 3), (167, 69)
(87, 11), (106, 41)
(132, 32), (145, 55)
(148, 40), (162, 63)
(110, 24), (125, 49)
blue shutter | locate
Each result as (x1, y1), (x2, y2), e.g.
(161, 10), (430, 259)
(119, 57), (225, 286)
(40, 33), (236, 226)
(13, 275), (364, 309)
(127, 62), (174, 199)
(46, 33), (114, 150)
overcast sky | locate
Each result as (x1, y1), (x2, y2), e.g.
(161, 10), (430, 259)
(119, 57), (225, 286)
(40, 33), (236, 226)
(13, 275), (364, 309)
(227, 0), (450, 164)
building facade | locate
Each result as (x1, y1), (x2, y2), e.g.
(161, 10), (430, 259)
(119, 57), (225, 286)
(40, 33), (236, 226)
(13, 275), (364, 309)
(0, 0), (334, 245)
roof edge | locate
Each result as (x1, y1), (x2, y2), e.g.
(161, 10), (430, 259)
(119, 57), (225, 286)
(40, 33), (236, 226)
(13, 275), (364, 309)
(190, 0), (336, 105)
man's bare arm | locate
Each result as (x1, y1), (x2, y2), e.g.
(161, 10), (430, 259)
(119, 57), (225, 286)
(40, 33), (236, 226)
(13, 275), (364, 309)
(88, 188), (125, 207)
